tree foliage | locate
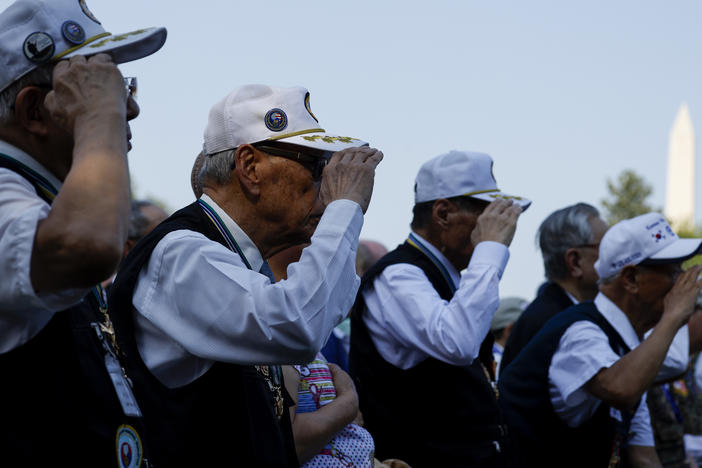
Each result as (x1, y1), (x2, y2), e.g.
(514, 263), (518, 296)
(601, 169), (660, 225)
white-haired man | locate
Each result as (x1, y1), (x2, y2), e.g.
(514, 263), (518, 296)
(0, 0), (165, 465)
(109, 85), (382, 466)
(499, 213), (702, 468)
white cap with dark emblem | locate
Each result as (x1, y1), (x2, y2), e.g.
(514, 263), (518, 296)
(203, 84), (368, 155)
(0, 0), (167, 93)
(414, 150), (531, 210)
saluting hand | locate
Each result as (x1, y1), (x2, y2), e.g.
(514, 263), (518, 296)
(470, 199), (523, 247)
(319, 147), (384, 214)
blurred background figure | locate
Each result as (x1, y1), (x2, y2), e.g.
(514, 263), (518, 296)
(357, 239), (389, 276)
(124, 199), (169, 256)
(491, 297), (528, 379)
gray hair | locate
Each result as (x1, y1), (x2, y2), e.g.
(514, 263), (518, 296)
(538, 203), (600, 281)
(128, 200), (158, 240)
(199, 148), (236, 187)
(0, 64), (54, 125)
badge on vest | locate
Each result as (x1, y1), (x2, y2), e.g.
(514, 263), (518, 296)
(116, 425), (143, 468)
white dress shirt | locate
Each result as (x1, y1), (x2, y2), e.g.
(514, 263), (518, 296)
(0, 140), (88, 354)
(548, 292), (687, 447)
(132, 194), (363, 388)
(362, 231), (509, 369)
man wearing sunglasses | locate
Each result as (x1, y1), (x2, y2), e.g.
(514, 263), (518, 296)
(108, 84), (383, 466)
(0, 0), (166, 465)
(499, 213), (702, 468)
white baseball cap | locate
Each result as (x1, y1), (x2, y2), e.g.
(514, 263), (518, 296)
(414, 150), (531, 210)
(491, 296), (529, 331)
(594, 212), (702, 279)
(203, 85), (368, 155)
(0, 0), (167, 93)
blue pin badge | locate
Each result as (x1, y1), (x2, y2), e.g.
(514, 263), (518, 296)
(264, 108), (288, 132)
(61, 21), (86, 45)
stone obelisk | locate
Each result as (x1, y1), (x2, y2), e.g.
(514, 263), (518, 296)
(665, 103), (695, 231)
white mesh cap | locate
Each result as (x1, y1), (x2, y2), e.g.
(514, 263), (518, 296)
(594, 212), (702, 279)
(414, 150), (531, 210)
(203, 84), (368, 154)
(0, 0), (167, 93)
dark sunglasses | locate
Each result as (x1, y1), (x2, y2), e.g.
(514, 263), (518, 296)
(254, 144), (331, 181)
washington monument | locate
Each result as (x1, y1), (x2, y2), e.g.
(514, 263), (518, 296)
(665, 103), (695, 230)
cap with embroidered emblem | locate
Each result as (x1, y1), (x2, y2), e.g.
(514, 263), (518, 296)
(594, 212), (702, 279)
(0, 0), (167, 93)
(203, 84), (368, 155)
(414, 150), (531, 210)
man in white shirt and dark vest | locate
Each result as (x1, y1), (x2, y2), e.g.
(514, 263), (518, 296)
(350, 150), (529, 467)
(499, 213), (702, 468)
(0, 1), (166, 466)
(108, 84), (383, 466)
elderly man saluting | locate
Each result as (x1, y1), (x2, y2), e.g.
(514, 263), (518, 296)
(109, 85), (382, 466)
(499, 213), (702, 468)
(350, 150), (529, 468)
(0, 0), (165, 465)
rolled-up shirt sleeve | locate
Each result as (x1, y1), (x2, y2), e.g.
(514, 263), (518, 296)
(133, 199), (363, 370)
(0, 170), (88, 352)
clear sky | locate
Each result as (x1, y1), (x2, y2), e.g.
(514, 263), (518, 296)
(5, 0), (702, 299)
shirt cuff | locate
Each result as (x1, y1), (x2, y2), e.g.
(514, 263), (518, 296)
(466, 241), (510, 277)
(315, 199), (364, 243)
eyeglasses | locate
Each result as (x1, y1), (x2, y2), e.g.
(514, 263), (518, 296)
(124, 76), (137, 100)
(10, 77), (137, 111)
(254, 144), (329, 181)
(574, 244), (599, 249)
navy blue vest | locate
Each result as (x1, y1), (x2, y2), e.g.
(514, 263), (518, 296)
(108, 201), (298, 467)
(0, 157), (149, 467)
(350, 242), (510, 468)
(498, 301), (636, 468)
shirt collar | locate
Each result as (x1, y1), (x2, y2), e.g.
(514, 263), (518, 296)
(199, 194), (263, 272)
(594, 292), (641, 349)
(410, 231), (461, 286)
(0, 139), (62, 191)
(564, 290), (579, 305)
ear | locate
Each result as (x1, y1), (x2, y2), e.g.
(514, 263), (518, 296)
(431, 199), (452, 230)
(564, 248), (583, 278)
(13, 86), (50, 136)
(620, 265), (639, 294)
(234, 144), (262, 197)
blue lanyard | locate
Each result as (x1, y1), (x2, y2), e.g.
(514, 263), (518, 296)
(198, 198), (252, 270)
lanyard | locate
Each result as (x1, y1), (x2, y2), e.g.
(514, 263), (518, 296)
(198, 198), (286, 420)
(406, 232), (457, 293)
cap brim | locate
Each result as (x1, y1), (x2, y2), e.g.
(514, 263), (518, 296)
(276, 132), (368, 153)
(63, 27), (167, 64)
(468, 191), (532, 211)
(643, 238), (702, 264)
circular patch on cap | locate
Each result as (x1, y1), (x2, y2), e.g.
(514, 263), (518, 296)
(23, 32), (55, 63)
(264, 108), (288, 132)
(61, 21), (86, 45)
(79, 0), (101, 25)
(115, 425), (143, 468)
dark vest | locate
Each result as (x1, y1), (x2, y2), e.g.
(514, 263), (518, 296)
(0, 157), (148, 467)
(108, 201), (298, 467)
(498, 302), (635, 468)
(350, 242), (510, 468)
(499, 281), (574, 374)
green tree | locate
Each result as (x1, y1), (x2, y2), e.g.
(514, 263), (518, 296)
(601, 169), (660, 225)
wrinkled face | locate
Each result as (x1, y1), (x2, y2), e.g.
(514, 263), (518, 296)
(635, 262), (683, 322)
(441, 198), (488, 271)
(257, 147), (324, 246)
